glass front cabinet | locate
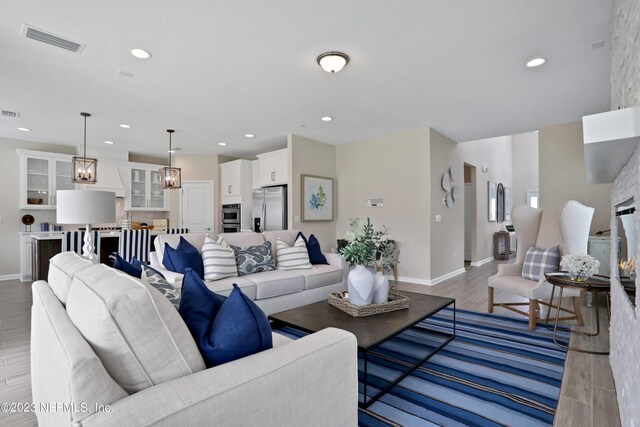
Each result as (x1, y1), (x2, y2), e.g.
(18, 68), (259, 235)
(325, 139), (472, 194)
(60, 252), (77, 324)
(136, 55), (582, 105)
(126, 164), (170, 211)
(18, 150), (74, 209)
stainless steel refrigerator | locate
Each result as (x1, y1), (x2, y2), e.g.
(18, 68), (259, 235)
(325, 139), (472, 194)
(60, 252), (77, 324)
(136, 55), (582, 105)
(252, 186), (287, 232)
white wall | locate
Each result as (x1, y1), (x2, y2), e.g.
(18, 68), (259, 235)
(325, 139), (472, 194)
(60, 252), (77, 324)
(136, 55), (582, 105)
(538, 121), (611, 234)
(288, 134), (337, 251)
(511, 131), (539, 207)
(457, 135), (513, 263)
(335, 129), (432, 283)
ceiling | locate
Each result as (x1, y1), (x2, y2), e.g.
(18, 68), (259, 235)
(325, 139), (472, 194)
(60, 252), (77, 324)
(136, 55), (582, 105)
(0, 1), (611, 158)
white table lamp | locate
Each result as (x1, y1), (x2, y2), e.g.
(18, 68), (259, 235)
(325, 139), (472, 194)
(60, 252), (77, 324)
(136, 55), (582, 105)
(56, 190), (116, 262)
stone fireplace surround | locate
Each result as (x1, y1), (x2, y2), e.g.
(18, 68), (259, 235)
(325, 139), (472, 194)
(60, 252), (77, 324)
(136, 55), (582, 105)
(610, 143), (640, 425)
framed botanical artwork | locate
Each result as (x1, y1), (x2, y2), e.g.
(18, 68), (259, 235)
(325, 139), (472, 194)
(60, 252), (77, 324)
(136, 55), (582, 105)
(504, 187), (512, 222)
(301, 175), (334, 221)
(488, 181), (497, 222)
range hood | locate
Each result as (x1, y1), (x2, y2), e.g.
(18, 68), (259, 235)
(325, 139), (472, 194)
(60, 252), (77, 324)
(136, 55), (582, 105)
(583, 106), (640, 184)
(76, 159), (126, 197)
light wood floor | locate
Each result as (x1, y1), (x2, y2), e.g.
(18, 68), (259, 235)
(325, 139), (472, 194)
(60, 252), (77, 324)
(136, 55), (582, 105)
(0, 259), (620, 426)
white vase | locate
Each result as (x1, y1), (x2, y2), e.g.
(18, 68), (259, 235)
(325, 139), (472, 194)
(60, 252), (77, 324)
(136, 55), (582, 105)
(372, 271), (389, 304)
(347, 264), (374, 306)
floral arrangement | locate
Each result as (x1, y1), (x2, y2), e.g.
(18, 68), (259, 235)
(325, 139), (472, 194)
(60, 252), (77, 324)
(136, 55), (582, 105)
(560, 254), (600, 278)
(340, 218), (396, 269)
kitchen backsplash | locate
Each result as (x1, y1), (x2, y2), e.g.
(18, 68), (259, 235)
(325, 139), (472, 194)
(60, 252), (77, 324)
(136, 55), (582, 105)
(20, 198), (170, 231)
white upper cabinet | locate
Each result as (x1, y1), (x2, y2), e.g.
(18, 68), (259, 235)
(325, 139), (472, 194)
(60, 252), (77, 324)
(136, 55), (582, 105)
(251, 160), (261, 190)
(257, 148), (288, 187)
(219, 159), (252, 206)
(126, 164), (170, 211)
(18, 150), (74, 209)
(220, 161), (242, 197)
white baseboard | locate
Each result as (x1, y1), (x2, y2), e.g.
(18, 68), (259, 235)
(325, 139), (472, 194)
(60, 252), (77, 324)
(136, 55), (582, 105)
(0, 274), (21, 281)
(470, 256), (494, 267)
(430, 268), (466, 285)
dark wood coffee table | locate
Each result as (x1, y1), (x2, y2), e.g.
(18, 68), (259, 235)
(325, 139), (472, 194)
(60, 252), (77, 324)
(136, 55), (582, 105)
(269, 291), (455, 408)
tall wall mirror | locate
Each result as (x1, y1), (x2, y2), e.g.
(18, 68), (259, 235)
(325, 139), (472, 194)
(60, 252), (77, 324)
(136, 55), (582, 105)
(615, 198), (636, 306)
(496, 183), (505, 223)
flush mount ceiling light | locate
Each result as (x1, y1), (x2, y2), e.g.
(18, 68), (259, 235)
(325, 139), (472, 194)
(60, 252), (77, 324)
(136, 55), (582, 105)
(159, 129), (181, 189)
(218, 142), (227, 146)
(317, 51), (349, 73)
(526, 57), (546, 68)
(321, 116), (333, 122)
(72, 112), (98, 184)
(244, 134), (254, 138)
(120, 124), (131, 128)
(17, 127), (30, 132)
(104, 140), (114, 144)
(130, 48), (151, 59)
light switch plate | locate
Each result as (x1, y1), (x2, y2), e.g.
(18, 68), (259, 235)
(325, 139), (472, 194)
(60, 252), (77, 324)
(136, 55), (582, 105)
(294, 215), (300, 223)
(435, 215), (442, 223)
(366, 198), (384, 208)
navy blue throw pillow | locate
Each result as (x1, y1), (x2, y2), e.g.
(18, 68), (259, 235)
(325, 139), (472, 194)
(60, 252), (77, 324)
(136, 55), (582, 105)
(163, 242), (204, 277)
(177, 236), (200, 253)
(302, 233), (328, 265)
(179, 269), (273, 367)
(113, 254), (143, 278)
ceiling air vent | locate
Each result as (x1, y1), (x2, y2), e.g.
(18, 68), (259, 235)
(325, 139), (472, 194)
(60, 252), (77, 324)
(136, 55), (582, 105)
(23, 24), (85, 54)
(2, 110), (20, 118)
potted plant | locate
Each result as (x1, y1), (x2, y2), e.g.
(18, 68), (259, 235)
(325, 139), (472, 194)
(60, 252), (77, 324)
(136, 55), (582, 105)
(340, 218), (396, 306)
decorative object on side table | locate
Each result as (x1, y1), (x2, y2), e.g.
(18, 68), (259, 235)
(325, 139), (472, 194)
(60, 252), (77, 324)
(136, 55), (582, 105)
(339, 218), (397, 306)
(301, 174), (334, 221)
(560, 254), (600, 282)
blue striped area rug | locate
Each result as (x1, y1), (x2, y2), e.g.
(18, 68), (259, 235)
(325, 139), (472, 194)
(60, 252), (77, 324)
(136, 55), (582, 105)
(274, 308), (570, 427)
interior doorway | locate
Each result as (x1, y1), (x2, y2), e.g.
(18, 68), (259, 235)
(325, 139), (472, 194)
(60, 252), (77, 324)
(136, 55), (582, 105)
(180, 181), (214, 232)
(464, 164), (477, 264)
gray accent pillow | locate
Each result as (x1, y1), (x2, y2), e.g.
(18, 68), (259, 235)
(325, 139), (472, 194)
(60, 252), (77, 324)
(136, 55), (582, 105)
(232, 241), (276, 276)
(142, 265), (181, 309)
(522, 245), (560, 281)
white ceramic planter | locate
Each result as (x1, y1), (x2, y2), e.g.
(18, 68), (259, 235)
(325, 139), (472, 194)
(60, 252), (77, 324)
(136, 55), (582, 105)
(347, 264), (374, 306)
(372, 271), (389, 304)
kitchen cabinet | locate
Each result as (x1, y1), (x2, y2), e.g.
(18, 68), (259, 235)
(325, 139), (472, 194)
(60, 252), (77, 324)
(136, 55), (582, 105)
(127, 164), (170, 211)
(20, 233), (35, 282)
(257, 148), (288, 187)
(18, 150), (75, 209)
(220, 161), (242, 197)
(251, 160), (261, 190)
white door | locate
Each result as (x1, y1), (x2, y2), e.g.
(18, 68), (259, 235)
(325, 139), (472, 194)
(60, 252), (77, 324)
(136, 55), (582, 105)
(181, 181), (214, 232)
(464, 183), (472, 261)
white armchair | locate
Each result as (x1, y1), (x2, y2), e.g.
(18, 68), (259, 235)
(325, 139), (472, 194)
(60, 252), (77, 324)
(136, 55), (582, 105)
(488, 200), (594, 330)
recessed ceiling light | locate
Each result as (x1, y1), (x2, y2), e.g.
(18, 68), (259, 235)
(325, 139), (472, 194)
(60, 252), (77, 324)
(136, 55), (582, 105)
(17, 127), (30, 132)
(120, 124), (131, 128)
(317, 51), (350, 73)
(130, 48), (151, 59)
(104, 140), (114, 145)
(218, 142), (227, 146)
(244, 134), (254, 138)
(526, 57), (546, 68)
(321, 116), (333, 122)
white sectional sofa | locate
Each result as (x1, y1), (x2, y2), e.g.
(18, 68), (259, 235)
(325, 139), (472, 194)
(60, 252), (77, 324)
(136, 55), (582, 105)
(149, 230), (348, 315)
(31, 252), (358, 426)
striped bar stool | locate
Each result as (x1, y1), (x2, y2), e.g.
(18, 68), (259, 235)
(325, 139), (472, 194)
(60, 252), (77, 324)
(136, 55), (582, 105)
(118, 229), (151, 263)
(165, 228), (190, 234)
(62, 230), (101, 261)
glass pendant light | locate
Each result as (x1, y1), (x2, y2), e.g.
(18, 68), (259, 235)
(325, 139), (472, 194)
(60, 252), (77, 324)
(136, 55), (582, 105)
(159, 129), (181, 189)
(71, 112), (98, 184)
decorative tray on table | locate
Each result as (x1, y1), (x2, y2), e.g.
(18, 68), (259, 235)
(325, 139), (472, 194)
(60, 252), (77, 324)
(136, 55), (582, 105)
(328, 290), (409, 317)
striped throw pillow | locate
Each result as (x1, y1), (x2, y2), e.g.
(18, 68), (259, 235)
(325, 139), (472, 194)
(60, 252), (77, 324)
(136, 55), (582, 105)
(202, 236), (237, 281)
(276, 237), (313, 270)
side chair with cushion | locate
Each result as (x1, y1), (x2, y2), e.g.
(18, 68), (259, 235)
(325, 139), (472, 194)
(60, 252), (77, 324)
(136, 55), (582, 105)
(488, 200), (594, 330)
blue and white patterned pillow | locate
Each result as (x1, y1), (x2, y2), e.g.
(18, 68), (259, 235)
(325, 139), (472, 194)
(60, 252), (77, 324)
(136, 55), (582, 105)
(522, 245), (560, 281)
(231, 241), (276, 276)
(142, 265), (181, 309)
